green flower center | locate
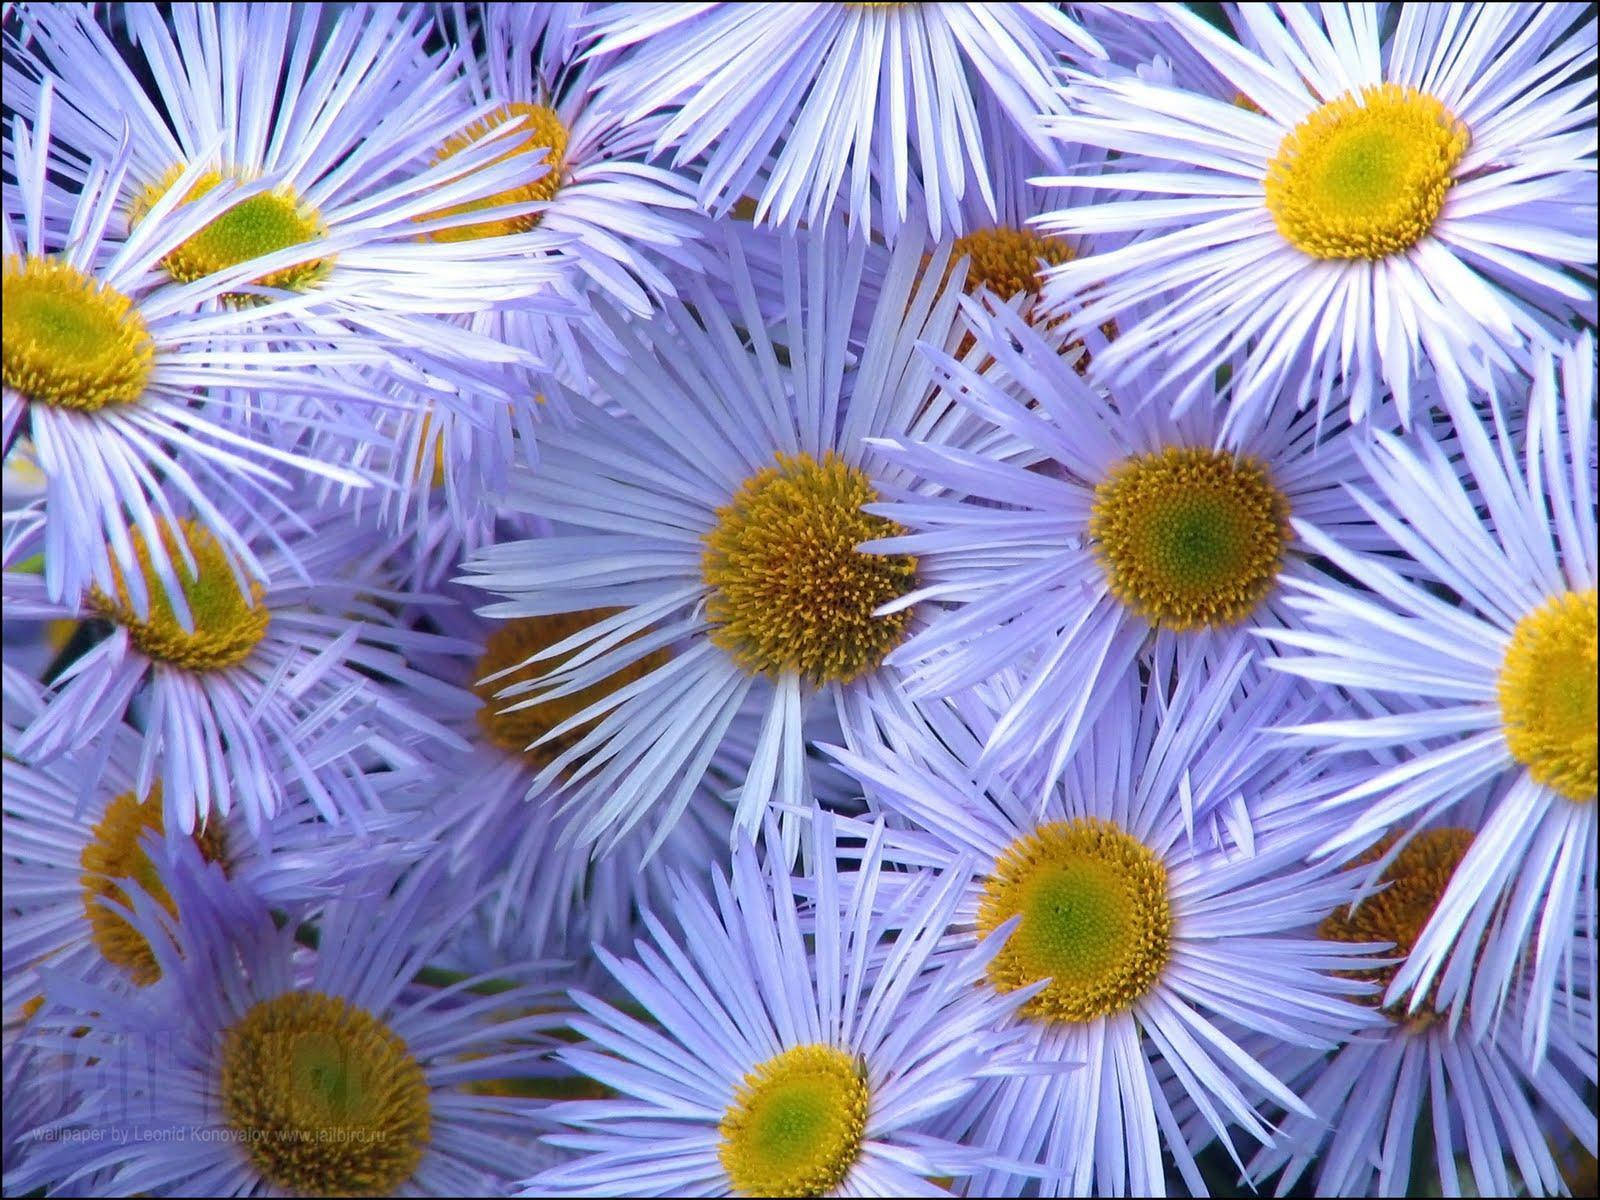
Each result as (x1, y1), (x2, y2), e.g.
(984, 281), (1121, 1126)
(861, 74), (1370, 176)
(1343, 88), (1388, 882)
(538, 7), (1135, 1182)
(1265, 83), (1469, 260)
(221, 991), (432, 1197)
(1089, 446), (1290, 630)
(718, 1044), (870, 1198)
(978, 818), (1172, 1023)
(2, 256), (154, 411)
(130, 167), (331, 301)
(90, 519), (269, 672)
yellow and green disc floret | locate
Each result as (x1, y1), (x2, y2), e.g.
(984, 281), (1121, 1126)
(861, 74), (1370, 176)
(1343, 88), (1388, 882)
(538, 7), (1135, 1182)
(1089, 446), (1290, 630)
(977, 818), (1173, 1024)
(129, 167), (331, 299)
(703, 451), (917, 686)
(718, 1043), (870, 1198)
(220, 991), (432, 1197)
(1265, 83), (1469, 261)
(3, 256), (155, 411)
(89, 520), (270, 672)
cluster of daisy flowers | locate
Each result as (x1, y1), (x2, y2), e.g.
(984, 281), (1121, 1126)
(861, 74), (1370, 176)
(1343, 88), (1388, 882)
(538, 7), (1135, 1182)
(1, 2), (1595, 1197)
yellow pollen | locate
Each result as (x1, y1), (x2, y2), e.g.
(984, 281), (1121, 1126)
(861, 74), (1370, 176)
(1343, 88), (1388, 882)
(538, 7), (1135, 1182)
(977, 818), (1172, 1024)
(3, 256), (154, 411)
(473, 610), (670, 768)
(221, 991), (431, 1197)
(1265, 83), (1469, 260)
(79, 785), (228, 986)
(1319, 828), (1474, 1022)
(1498, 589), (1597, 802)
(90, 519), (269, 672)
(949, 225), (1074, 303)
(718, 1044), (869, 1198)
(1089, 446), (1290, 630)
(129, 166), (331, 300)
(924, 228), (1109, 375)
(412, 411), (449, 491)
(421, 102), (568, 242)
(702, 451), (916, 686)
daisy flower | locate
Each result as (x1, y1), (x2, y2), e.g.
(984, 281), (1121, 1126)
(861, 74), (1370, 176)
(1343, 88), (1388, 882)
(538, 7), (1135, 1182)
(9, 2), (575, 316)
(360, 2), (705, 551)
(8, 2), (585, 479)
(4, 501), (471, 835)
(1247, 811), (1597, 1197)
(10, 850), (569, 1198)
(1260, 333), (1597, 1062)
(438, 2), (704, 325)
(1035, 2), (1598, 423)
(1, 666), (427, 1016)
(3, 80), (392, 610)
(823, 670), (1384, 1196)
(460, 220), (989, 854)
(520, 811), (1043, 1198)
(581, 1), (1104, 240)
(865, 293), (1389, 786)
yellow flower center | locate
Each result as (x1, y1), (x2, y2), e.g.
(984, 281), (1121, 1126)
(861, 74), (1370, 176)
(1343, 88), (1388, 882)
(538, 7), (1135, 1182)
(949, 226), (1074, 303)
(702, 451), (916, 686)
(473, 610), (671, 768)
(718, 1044), (870, 1198)
(977, 818), (1172, 1024)
(1264, 83), (1469, 260)
(1319, 828), (1474, 1025)
(89, 519), (269, 672)
(2, 256), (154, 411)
(1089, 446), (1290, 630)
(129, 167), (331, 300)
(221, 991), (432, 1197)
(421, 102), (568, 242)
(1498, 589), (1598, 802)
(79, 785), (228, 986)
